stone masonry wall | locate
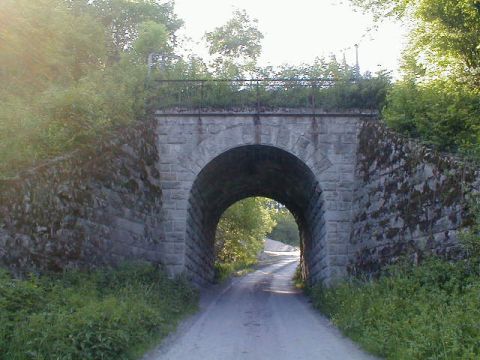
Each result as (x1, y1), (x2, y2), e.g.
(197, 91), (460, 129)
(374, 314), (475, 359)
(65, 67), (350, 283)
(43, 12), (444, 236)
(350, 121), (480, 275)
(0, 119), (165, 275)
(155, 112), (368, 284)
(4, 110), (477, 285)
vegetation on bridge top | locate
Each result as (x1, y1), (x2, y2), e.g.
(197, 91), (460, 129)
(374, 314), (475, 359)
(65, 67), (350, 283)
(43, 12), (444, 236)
(1, 0), (479, 177)
(0, 0), (390, 179)
(150, 76), (389, 112)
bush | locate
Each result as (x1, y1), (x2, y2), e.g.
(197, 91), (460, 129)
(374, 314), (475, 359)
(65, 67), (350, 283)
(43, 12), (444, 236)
(0, 262), (198, 359)
(215, 197), (275, 265)
(310, 258), (480, 359)
(383, 79), (480, 154)
(268, 209), (300, 246)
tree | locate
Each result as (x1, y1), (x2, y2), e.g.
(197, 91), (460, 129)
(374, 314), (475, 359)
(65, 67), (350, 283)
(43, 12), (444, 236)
(82, 0), (183, 63)
(351, 0), (480, 83)
(133, 21), (169, 61)
(215, 197), (275, 265)
(0, 0), (165, 176)
(0, 0), (106, 94)
(351, 0), (480, 154)
(268, 209), (300, 247)
(204, 9), (264, 77)
(383, 78), (479, 152)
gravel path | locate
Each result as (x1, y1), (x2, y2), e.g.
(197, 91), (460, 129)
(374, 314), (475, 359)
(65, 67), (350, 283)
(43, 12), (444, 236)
(144, 251), (378, 360)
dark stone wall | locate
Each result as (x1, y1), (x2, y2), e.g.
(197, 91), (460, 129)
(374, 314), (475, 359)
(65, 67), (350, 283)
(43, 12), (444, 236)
(350, 121), (480, 275)
(3, 112), (478, 284)
(0, 120), (165, 275)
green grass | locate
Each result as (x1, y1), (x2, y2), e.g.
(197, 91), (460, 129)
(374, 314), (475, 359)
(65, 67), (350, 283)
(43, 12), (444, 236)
(292, 265), (306, 290)
(0, 262), (198, 359)
(213, 261), (256, 283)
(310, 258), (480, 359)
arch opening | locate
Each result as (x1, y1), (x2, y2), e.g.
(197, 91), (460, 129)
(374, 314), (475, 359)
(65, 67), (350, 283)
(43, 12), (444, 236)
(185, 145), (326, 284)
(214, 197), (299, 280)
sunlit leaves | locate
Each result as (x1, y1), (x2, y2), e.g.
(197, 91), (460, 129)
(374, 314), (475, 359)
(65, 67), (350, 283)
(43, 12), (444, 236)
(351, 0), (480, 83)
(350, 0), (414, 19)
(0, 0), (168, 177)
(134, 21), (168, 60)
(205, 9), (264, 78)
(215, 197), (276, 265)
(0, 0), (105, 94)
(351, 0), (480, 154)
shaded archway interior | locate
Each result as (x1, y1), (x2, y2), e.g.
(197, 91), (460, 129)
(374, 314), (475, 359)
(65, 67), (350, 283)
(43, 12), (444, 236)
(186, 145), (326, 284)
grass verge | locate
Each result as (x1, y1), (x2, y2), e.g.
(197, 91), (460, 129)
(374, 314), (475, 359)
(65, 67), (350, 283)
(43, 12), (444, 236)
(214, 261), (256, 283)
(0, 262), (198, 359)
(310, 257), (480, 359)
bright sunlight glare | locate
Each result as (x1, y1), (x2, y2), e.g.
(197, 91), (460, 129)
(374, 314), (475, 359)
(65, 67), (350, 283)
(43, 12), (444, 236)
(174, 0), (408, 76)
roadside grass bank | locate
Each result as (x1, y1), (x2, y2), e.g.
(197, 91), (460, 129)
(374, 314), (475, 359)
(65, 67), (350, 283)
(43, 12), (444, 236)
(214, 260), (256, 283)
(0, 262), (198, 359)
(309, 258), (480, 359)
(292, 265), (305, 290)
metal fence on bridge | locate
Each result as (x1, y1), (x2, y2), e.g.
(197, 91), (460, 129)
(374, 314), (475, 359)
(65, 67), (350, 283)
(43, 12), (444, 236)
(149, 78), (382, 116)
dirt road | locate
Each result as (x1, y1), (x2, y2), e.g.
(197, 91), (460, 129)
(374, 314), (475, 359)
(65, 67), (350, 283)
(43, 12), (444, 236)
(145, 251), (377, 360)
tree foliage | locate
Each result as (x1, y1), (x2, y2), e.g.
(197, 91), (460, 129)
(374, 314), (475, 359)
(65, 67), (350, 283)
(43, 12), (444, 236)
(384, 78), (480, 152)
(268, 208), (300, 247)
(133, 21), (169, 60)
(82, 0), (182, 62)
(0, 2), (391, 179)
(352, 0), (480, 81)
(205, 9), (263, 61)
(215, 197), (276, 265)
(205, 9), (264, 77)
(0, 0), (179, 177)
(351, 0), (480, 154)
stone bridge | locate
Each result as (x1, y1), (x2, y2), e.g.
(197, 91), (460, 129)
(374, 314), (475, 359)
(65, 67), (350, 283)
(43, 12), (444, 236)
(157, 111), (370, 284)
(0, 109), (478, 285)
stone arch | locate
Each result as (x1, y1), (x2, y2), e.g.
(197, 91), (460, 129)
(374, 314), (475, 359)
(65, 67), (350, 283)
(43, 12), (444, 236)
(184, 144), (326, 284)
(157, 115), (359, 285)
(176, 123), (332, 180)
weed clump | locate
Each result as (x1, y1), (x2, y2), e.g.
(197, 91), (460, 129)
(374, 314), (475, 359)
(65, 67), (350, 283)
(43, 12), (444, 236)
(310, 258), (480, 359)
(0, 262), (198, 359)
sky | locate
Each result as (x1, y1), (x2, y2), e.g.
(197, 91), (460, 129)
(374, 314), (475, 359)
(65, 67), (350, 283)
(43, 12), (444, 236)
(174, 0), (408, 77)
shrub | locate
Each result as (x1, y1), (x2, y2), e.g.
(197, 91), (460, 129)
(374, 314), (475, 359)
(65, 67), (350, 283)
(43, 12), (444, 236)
(311, 258), (480, 359)
(0, 262), (198, 359)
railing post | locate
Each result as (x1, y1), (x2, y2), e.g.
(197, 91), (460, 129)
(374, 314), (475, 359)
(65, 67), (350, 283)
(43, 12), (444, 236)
(256, 80), (260, 114)
(200, 80), (204, 114)
(311, 80), (316, 115)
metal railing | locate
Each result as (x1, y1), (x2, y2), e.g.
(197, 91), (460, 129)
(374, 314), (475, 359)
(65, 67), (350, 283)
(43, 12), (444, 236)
(149, 78), (381, 116)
